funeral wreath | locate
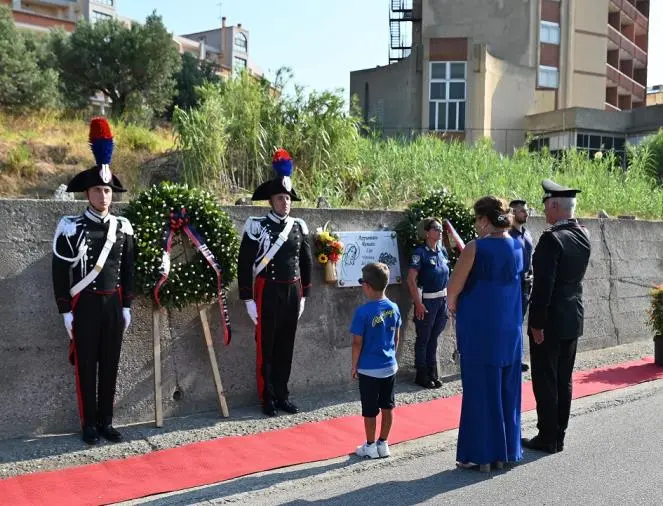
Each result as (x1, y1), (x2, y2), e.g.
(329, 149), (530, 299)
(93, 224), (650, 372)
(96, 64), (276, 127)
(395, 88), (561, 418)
(124, 182), (240, 312)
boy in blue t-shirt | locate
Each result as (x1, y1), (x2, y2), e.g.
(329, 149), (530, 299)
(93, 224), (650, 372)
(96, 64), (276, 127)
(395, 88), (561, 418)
(350, 262), (402, 459)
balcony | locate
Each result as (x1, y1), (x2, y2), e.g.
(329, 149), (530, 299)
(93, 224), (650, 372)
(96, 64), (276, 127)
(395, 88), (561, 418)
(610, 0), (648, 30)
(11, 9), (76, 32)
(606, 63), (646, 102)
(607, 25), (647, 66)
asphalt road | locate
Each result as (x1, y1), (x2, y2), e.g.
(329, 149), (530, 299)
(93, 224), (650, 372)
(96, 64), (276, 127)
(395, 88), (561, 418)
(120, 378), (663, 506)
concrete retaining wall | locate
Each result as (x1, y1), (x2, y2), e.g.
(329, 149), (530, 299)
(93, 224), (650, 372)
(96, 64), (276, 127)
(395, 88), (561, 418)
(0, 199), (661, 440)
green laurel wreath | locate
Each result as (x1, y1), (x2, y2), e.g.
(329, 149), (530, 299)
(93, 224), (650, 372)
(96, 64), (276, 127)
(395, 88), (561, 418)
(396, 188), (476, 268)
(124, 182), (240, 310)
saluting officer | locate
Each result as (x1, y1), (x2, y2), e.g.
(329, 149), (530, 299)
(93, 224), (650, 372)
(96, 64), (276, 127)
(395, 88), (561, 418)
(237, 149), (313, 417)
(406, 217), (450, 389)
(522, 179), (591, 454)
(52, 118), (134, 445)
(508, 199), (534, 372)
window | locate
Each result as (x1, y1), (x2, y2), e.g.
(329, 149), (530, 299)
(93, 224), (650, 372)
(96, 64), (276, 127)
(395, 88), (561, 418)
(540, 21), (560, 45)
(428, 62), (466, 132)
(538, 65), (559, 88)
(234, 32), (248, 53)
(93, 0), (114, 6)
(233, 56), (247, 71)
(91, 10), (113, 23)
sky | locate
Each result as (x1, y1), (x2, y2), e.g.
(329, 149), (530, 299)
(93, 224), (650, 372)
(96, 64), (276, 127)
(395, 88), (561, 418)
(120, 0), (663, 97)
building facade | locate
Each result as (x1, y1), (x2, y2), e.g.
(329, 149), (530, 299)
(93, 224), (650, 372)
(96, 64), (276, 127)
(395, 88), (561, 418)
(181, 16), (263, 77)
(351, 0), (656, 154)
(1, 0), (126, 32)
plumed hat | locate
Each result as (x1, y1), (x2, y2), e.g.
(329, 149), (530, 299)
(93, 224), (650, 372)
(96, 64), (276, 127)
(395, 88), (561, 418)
(251, 148), (300, 201)
(66, 117), (126, 193)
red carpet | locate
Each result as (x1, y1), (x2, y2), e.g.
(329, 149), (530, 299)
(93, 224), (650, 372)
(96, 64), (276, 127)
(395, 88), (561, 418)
(1, 357), (661, 506)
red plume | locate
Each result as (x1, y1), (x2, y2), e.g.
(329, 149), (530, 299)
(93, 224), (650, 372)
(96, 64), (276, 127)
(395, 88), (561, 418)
(272, 148), (291, 162)
(89, 117), (113, 142)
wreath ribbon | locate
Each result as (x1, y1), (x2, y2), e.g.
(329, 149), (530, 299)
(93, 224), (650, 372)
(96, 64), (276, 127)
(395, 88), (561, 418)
(154, 208), (232, 345)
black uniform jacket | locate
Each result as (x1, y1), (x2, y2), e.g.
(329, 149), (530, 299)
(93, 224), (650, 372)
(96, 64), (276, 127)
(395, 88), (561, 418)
(237, 212), (313, 300)
(52, 209), (135, 313)
(528, 219), (591, 340)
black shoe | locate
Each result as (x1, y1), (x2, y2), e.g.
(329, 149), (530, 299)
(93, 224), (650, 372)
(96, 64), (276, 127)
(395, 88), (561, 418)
(415, 367), (435, 389)
(275, 399), (299, 414)
(82, 425), (100, 445)
(97, 424), (123, 443)
(522, 435), (557, 454)
(262, 402), (278, 417)
(521, 363), (530, 372)
(428, 366), (443, 388)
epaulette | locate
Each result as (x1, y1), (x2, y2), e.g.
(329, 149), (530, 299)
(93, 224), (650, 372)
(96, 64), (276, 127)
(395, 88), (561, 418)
(117, 216), (134, 236)
(293, 217), (309, 235)
(54, 215), (82, 239)
(243, 216), (264, 240)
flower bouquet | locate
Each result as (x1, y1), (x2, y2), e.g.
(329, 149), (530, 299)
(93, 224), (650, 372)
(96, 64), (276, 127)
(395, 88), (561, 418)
(314, 223), (344, 284)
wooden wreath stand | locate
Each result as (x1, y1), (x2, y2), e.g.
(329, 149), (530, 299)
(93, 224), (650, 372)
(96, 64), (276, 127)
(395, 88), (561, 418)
(152, 302), (230, 428)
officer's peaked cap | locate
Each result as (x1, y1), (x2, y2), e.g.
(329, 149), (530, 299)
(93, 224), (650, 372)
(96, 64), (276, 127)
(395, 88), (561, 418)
(541, 179), (581, 203)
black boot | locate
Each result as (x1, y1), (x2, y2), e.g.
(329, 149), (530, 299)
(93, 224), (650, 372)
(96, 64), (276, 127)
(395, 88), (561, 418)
(415, 366), (435, 389)
(82, 425), (100, 445)
(428, 366), (442, 388)
(262, 400), (278, 417)
(97, 424), (123, 443)
(275, 399), (299, 414)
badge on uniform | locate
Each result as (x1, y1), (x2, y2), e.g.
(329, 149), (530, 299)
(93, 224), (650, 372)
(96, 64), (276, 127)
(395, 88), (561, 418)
(430, 258), (436, 265)
(411, 254), (420, 265)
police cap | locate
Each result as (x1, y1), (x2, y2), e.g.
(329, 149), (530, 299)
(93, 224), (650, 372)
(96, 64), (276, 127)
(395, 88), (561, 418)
(541, 179), (581, 203)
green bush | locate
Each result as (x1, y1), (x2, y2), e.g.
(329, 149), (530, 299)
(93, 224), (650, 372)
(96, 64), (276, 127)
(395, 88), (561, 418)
(396, 188), (476, 266)
(115, 122), (164, 153)
(2, 144), (35, 177)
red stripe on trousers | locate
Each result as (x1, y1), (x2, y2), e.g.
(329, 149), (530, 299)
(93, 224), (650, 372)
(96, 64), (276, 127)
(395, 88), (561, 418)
(70, 294), (85, 427)
(254, 277), (266, 401)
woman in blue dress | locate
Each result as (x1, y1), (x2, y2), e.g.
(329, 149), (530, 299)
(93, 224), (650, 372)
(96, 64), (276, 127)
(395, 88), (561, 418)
(447, 196), (524, 472)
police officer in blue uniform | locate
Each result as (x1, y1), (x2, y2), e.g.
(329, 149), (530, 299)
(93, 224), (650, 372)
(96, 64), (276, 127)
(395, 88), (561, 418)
(407, 217), (450, 389)
(509, 199), (534, 372)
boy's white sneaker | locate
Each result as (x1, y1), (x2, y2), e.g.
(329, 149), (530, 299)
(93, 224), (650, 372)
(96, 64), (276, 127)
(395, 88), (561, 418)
(376, 440), (390, 458)
(356, 442), (379, 459)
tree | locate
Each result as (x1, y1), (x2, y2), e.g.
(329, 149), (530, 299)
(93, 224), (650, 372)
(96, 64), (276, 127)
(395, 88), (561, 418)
(168, 52), (220, 117)
(53, 12), (181, 118)
(0, 6), (60, 110)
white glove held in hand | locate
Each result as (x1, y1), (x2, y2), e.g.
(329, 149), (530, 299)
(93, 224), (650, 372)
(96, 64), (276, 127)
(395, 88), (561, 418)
(122, 308), (132, 331)
(63, 312), (74, 340)
(298, 298), (306, 320)
(245, 300), (258, 325)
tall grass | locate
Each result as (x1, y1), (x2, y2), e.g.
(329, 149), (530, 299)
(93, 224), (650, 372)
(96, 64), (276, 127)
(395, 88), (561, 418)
(171, 73), (662, 219)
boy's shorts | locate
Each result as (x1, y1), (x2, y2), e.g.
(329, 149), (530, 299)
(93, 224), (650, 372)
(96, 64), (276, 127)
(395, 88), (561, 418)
(358, 373), (396, 417)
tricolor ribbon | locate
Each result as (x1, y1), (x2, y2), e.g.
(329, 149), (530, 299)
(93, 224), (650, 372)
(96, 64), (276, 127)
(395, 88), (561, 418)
(443, 219), (466, 253)
(154, 208), (232, 345)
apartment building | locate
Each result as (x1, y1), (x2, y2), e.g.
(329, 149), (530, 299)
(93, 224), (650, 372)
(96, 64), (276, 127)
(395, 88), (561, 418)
(181, 16), (263, 77)
(647, 84), (663, 106)
(351, 0), (661, 157)
(1, 0), (125, 32)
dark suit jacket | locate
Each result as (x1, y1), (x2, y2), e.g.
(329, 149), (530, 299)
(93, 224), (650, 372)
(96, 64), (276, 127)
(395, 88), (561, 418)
(528, 219), (591, 340)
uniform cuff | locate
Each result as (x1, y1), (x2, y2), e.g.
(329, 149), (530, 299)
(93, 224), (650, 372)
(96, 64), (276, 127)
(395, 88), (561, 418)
(302, 284), (311, 297)
(239, 287), (254, 300)
(56, 299), (72, 313)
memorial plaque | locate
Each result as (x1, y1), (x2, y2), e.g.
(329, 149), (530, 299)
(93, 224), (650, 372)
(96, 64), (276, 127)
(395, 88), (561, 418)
(336, 231), (401, 287)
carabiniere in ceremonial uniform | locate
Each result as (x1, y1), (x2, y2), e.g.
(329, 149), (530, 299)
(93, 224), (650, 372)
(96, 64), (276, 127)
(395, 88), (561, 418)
(237, 149), (313, 417)
(523, 179), (591, 454)
(52, 118), (134, 445)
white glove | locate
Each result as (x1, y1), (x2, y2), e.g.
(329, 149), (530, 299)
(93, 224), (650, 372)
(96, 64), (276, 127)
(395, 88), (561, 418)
(122, 308), (131, 332)
(245, 300), (258, 325)
(62, 312), (74, 340)
(298, 297), (306, 320)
